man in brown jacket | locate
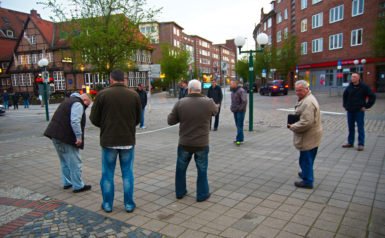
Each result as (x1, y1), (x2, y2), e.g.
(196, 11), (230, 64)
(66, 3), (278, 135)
(168, 79), (218, 202)
(288, 80), (322, 189)
(90, 69), (141, 213)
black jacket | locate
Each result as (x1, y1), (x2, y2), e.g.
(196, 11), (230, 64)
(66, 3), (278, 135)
(136, 89), (147, 109)
(343, 82), (376, 112)
(207, 85), (223, 104)
(44, 97), (87, 149)
(90, 83), (141, 147)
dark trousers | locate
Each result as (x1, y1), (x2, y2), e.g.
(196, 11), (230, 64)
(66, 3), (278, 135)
(299, 147), (318, 186)
(347, 111), (365, 146)
(210, 107), (221, 129)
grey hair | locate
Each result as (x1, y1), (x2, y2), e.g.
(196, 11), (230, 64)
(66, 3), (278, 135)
(295, 80), (309, 88)
(188, 79), (201, 92)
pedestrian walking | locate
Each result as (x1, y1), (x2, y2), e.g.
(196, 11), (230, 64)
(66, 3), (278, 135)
(136, 83), (147, 129)
(342, 73), (376, 151)
(207, 80), (223, 131)
(168, 79), (218, 202)
(12, 93), (19, 110)
(230, 80), (247, 145)
(2, 90), (9, 109)
(90, 69), (141, 213)
(287, 80), (322, 189)
(178, 80), (188, 99)
(44, 93), (92, 193)
(22, 92), (30, 108)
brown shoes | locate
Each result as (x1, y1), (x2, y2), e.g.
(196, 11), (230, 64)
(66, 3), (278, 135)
(357, 145), (364, 151)
(342, 144), (353, 148)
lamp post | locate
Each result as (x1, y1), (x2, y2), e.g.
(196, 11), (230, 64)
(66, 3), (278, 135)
(234, 33), (268, 131)
(38, 58), (50, 121)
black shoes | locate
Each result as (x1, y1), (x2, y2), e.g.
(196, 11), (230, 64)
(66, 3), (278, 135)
(197, 193), (211, 202)
(342, 144), (353, 148)
(63, 185), (72, 190)
(357, 145), (364, 151)
(176, 191), (187, 199)
(73, 185), (92, 193)
(294, 181), (313, 189)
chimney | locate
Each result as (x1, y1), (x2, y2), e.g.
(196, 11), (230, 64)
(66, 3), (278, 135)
(30, 9), (41, 18)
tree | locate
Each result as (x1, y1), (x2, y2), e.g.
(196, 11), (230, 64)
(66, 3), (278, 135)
(374, 18), (385, 57)
(235, 57), (249, 83)
(254, 47), (274, 86)
(159, 44), (189, 97)
(275, 35), (298, 82)
(39, 0), (160, 76)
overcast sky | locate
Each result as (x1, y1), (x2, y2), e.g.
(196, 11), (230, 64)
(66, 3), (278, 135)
(1, 0), (272, 49)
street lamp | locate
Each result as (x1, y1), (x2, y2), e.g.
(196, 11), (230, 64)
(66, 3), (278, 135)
(234, 32), (268, 131)
(38, 58), (50, 121)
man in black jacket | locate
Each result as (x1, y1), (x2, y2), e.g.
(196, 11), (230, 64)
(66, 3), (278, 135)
(342, 73), (376, 151)
(136, 83), (147, 129)
(207, 80), (223, 131)
(44, 93), (92, 193)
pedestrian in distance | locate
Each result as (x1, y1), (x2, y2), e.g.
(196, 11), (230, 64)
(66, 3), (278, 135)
(136, 83), (147, 129)
(230, 80), (247, 145)
(22, 92), (30, 108)
(12, 92), (19, 110)
(168, 79), (218, 202)
(287, 80), (322, 189)
(342, 73), (376, 151)
(90, 69), (141, 213)
(44, 92), (92, 193)
(207, 80), (223, 131)
(2, 90), (9, 110)
(178, 80), (188, 99)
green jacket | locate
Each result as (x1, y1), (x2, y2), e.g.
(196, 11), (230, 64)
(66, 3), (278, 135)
(90, 83), (141, 147)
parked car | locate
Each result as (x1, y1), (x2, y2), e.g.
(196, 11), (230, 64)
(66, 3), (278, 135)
(259, 80), (289, 96)
(243, 82), (258, 93)
(0, 104), (5, 115)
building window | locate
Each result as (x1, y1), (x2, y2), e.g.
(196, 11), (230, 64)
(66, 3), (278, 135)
(329, 33), (343, 50)
(284, 27), (288, 39)
(264, 22), (267, 30)
(284, 9), (288, 19)
(277, 31), (282, 42)
(301, 19), (308, 32)
(352, 0), (364, 16)
(11, 74), (18, 86)
(277, 12), (282, 23)
(268, 18), (272, 28)
(301, 0), (307, 10)
(312, 0), (322, 4)
(330, 5), (344, 23)
(6, 30), (14, 38)
(31, 35), (36, 44)
(301, 42), (308, 55)
(312, 38), (323, 53)
(312, 12), (323, 29)
(53, 71), (65, 90)
(351, 28), (363, 46)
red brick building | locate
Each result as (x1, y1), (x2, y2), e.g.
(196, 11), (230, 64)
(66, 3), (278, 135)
(254, 0), (385, 92)
(0, 8), (152, 94)
(139, 21), (236, 84)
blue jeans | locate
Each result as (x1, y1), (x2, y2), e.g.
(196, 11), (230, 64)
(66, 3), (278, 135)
(23, 99), (29, 108)
(100, 147), (135, 210)
(176, 146), (210, 201)
(4, 100), (9, 109)
(233, 111), (245, 142)
(299, 147), (318, 186)
(52, 138), (85, 190)
(347, 111), (365, 146)
(140, 108), (145, 127)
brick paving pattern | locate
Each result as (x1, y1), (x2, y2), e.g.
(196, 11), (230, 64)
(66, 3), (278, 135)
(0, 91), (384, 237)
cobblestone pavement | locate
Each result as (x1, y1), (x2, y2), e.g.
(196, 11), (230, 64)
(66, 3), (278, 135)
(0, 90), (385, 238)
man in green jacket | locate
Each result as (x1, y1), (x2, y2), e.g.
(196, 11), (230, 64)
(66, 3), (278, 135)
(168, 79), (218, 202)
(90, 69), (141, 213)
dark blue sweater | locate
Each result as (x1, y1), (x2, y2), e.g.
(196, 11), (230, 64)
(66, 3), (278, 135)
(343, 82), (376, 112)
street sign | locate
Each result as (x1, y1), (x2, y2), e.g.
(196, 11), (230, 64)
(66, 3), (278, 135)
(262, 69), (266, 78)
(138, 64), (150, 71)
(150, 64), (161, 78)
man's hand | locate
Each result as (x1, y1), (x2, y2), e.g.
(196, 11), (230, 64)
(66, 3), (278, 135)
(75, 139), (82, 147)
(361, 107), (366, 112)
(287, 124), (291, 129)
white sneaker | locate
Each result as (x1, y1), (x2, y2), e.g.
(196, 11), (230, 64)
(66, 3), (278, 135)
(140, 126), (146, 129)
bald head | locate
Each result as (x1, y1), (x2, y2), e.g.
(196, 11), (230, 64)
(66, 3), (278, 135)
(188, 79), (201, 94)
